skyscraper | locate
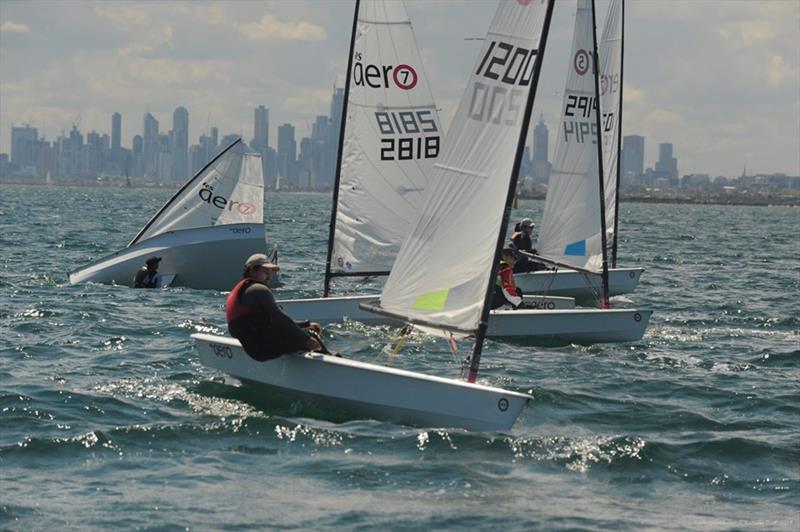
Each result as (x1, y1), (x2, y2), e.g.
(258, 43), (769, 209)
(111, 112), (121, 150)
(10, 125), (38, 170)
(621, 134), (645, 181)
(143, 112), (159, 180)
(531, 113), (551, 183)
(171, 106), (189, 182)
(253, 105), (269, 152)
(655, 142), (678, 182)
(277, 123), (297, 186)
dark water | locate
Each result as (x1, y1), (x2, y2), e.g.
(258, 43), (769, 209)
(1, 185), (798, 530)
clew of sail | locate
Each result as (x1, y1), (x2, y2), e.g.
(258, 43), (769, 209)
(536, 0), (603, 272)
(378, 0), (552, 333)
(599, 0), (622, 248)
(331, 0), (443, 275)
(129, 139), (263, 246)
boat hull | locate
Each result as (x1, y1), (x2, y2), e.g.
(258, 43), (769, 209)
(192, 333), (529, 431)
(278, 294), (574, 326)
(69, 224), (267, 291)
(515, 267), (643, 299)
(488, 307), (652, 343)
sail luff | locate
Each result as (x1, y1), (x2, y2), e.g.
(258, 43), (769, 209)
(128, 137), (243, 247)
(611, 0), (625, 268)
(590, 0), (611, 308)
(323, 0), (361, 298)
(469, 0), (556, 384)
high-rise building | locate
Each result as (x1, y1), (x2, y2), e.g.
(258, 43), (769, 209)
(277, 123), (297, 186)
(328, 87), (344, 145)
(621, 134), (645, 181)
(532, 112), (548, 162)
(531, 113), (551, 183)
(655, 142), (678, 182)
(111, 112), (121, 150)
(253, 106), (269, 152)
(143, 112), (159, 179)
(11, 125), (38, 171)
(171, 106), (189, 182)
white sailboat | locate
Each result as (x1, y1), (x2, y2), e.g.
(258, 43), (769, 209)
(69, 139), (271, 290)
(279, 0), (453, 319)
(500, 0), (650, 342)
(515, 0), (643, 300)
(193, 0), (557, 431)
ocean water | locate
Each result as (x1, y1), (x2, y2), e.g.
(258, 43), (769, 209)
(1, 185), (797, 530)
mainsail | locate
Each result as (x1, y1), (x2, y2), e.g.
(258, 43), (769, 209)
(328, 0), (442, 278)
(535, 0), (604, 271)
(379, 0), (553, 333)
(129, 139), (263, 246)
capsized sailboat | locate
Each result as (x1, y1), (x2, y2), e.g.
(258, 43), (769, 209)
(515, 0), (644, 300)
(69, 139), (272, 290)
(495, 0), (650, 342)
(193, 0), (556, 430)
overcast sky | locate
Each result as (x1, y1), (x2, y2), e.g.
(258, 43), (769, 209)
(1, 0), (798, 177)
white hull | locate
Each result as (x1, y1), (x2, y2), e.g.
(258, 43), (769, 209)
(488, 307), (652, 343)
(192, 333), (529, 431)
(69, 224), (267, 291)
(515, 267), (643, 299)
(278, 294), (575, 326)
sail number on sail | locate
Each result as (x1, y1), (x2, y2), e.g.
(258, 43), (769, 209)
(375, 110), (439, 161)
(469, 40), (539, 126)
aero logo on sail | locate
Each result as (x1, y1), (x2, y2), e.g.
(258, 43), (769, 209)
(199, 184), (256, 216)
(352, 52), (417, 90)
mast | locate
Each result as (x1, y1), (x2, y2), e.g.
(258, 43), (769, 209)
(611, 0), (624, 268)
(589, 0), (611, 309)
(468, 0), (556, 384)
(323, 0), (360, 298)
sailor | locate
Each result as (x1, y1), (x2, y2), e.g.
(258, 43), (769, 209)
(226, 253), (327, 361)
(510, 218), (549, 273)
(133, 256), (162, 288)
(491, 248), (524, 310)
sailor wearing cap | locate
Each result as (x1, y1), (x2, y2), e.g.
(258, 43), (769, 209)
(133, 256), (162, 288)
(226, 253), (328, 361)
(510, 218), (549, 273)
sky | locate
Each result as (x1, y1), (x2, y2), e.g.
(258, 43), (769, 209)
(0, 0), (798, 178)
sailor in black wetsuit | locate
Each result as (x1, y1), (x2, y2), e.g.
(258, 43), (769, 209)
(510, 218), (549, 273)
(226, 253), (325, 361)
(133, 256), (162, 288)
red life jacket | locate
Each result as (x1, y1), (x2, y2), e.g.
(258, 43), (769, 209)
(226, 279), (258, 324)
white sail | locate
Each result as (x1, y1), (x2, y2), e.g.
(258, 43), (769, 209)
(379, 0), (552, 332)
(599, 0), (622, 241)
(130, 139), (263, 245)
(536, 0), (603, 271)
(331, 0), (442, 275)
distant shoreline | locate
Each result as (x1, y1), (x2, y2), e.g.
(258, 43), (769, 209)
(1, 178), (797, 207)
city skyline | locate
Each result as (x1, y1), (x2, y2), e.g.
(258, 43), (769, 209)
(1, 1), (798, 178)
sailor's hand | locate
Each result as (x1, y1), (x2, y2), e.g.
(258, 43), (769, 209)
(307, 322), (322, 335)
(307, 336), (322, 352)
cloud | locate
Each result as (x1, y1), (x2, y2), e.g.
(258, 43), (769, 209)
(645, 109), (683, 126)
(768, 55), (798, 88)
(622, 83), (645, 104)
(718, 20), (778, 48)
(240, 15), (326, 42)
(0, 20), (30, 33)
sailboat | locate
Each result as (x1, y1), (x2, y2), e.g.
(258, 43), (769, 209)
(275, 0), (450, 324)
(277, 0), (568, 328)
(69, 139), (271, 290)
(514, 0), (643, 300)
(192, 0), (556, 431)
(488, 0), (650, 342)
